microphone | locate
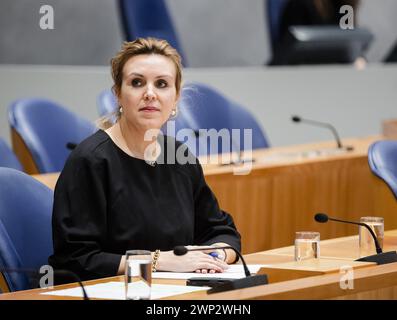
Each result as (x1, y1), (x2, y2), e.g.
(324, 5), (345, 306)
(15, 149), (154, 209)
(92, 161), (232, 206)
(173, 245), (268, 294)
(193, 130), (255, 166)
(314, 213), (397, 264)
(291, 116), (354, 151)
(315, 213), (382, 253)
(66, 142), (77, 150)
(0, 267), (89, 300)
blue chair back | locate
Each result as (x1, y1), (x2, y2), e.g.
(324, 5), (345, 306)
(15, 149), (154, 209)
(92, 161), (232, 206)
(368, 140), (397, 199)
(266, 0), (289, 51)
(118, 0), (187, 66)
(179, 83), (269, 156)
(0, 168), (53, 292)
(8, 98), (96, 173)
(97, 89), (118, 118)
(0, 138), (23, 171)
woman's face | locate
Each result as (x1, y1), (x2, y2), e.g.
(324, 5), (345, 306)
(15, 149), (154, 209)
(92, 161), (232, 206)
(118, 54), (178, 132)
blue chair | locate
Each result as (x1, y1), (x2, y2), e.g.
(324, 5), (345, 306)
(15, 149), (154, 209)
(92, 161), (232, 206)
(8, 98), (96, 174)
(118, 0), (188, 66)
(179, 82), (269, 156)
(97, 89), (118, 118)
(0, 138), (23, 171)
(0, 168), (53, 292)
(265, 0), (292, 65)
(368, 140), (397, 199)
(266, 0), (289, 63)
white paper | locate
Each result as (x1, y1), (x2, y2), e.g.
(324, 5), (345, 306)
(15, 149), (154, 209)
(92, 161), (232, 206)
(152, 264), (267, 280)
(40, 265), (267, 299)
(41, 281), (209, 300)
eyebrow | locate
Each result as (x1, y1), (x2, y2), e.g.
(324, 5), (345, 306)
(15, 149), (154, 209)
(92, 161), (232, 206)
(126, 72), (173, 79)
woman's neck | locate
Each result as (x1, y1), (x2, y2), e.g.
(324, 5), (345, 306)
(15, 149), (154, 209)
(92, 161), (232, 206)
(107, 119), (160, 161)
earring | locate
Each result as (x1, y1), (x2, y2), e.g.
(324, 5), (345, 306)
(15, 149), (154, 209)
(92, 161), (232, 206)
(169, 109), (177, 119)
(170, 108), (177, 118)
(119, 105), (123, 113)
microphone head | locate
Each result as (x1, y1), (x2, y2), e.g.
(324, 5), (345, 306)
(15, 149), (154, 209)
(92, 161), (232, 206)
(66, 142), (77, 150)
(173, 246), (188, 256)
(314, 213), (329, 223)
(291, 115), (301, 123)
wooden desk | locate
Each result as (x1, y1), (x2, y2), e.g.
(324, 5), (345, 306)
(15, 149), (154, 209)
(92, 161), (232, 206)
(31, 172), (59, 190)
(31, 135), (397, 254)
(1, 230), (396, 300)
(201, 135), (397, 253)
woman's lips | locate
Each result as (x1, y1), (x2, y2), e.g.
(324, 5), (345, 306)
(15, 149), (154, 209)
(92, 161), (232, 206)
(139, 106), (160, 112)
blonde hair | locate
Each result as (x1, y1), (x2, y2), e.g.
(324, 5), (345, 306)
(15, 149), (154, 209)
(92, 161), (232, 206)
(97, 37), (183, 129)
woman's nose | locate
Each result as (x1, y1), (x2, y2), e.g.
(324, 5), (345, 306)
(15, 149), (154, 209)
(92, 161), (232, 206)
(143, 85), (156, 101)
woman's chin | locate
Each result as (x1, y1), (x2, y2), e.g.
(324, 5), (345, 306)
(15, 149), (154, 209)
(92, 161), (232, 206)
(137, 119), (164, 133)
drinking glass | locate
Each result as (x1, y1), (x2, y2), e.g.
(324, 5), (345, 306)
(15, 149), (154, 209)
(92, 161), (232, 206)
(125, 250), (152, 300)
(294, 231), (320, 261)
(359, 216), (384, 257)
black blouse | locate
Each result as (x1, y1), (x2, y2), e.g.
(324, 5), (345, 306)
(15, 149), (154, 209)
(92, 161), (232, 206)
(48, 130), (241, 281)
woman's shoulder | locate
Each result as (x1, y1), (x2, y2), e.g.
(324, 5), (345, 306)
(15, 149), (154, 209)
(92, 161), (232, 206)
(67, 130), (112, 165)
(56, 130), (112, 187)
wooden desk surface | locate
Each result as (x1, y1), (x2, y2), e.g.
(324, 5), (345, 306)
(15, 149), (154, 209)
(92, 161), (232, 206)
(200, 135), (380, 175)
(1, 230), (396, 300)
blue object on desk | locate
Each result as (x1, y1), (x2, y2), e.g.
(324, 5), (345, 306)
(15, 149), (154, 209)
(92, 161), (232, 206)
(208, 252), (219, 258)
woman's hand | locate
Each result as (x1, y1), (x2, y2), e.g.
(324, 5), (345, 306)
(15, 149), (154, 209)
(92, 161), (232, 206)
(156, 246), (229, 273)
(186, 245), (227, 274)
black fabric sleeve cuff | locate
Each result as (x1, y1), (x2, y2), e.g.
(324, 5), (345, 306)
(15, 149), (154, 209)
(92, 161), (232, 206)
(201, 235), (242, 263)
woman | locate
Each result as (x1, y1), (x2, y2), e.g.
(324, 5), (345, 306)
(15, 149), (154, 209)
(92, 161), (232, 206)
(49, 37), (241, 282)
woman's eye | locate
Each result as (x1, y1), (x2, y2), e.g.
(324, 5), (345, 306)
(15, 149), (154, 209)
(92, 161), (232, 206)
(131, 78), (143, 87)
(156, 80), (168, 88)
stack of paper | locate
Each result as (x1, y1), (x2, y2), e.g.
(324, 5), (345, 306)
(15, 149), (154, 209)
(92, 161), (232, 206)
(152, 264), (265, 280)
(41, 281), (209, 300)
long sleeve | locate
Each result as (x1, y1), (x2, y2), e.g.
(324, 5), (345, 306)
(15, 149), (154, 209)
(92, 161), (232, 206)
(49, 153), (121, 281)
(49, 131), (243, 281)
(192, 163), (241, 252)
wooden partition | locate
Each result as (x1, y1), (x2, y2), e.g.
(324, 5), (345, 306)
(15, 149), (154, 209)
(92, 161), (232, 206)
(197, 263), (397, 300)
(202, 136), (397, 253)
(11, 128), (40, 174)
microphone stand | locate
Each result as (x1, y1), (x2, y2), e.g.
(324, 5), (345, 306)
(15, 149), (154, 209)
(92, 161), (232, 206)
(315, 213), (397, 265)
(66, 142), (77, 150)
(220, 138), (255, 167)
(292, 116), (354, 151)
(1, 267), (89, 300)
(193, 130), (255, 167)
(174, 245), (268, 294)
